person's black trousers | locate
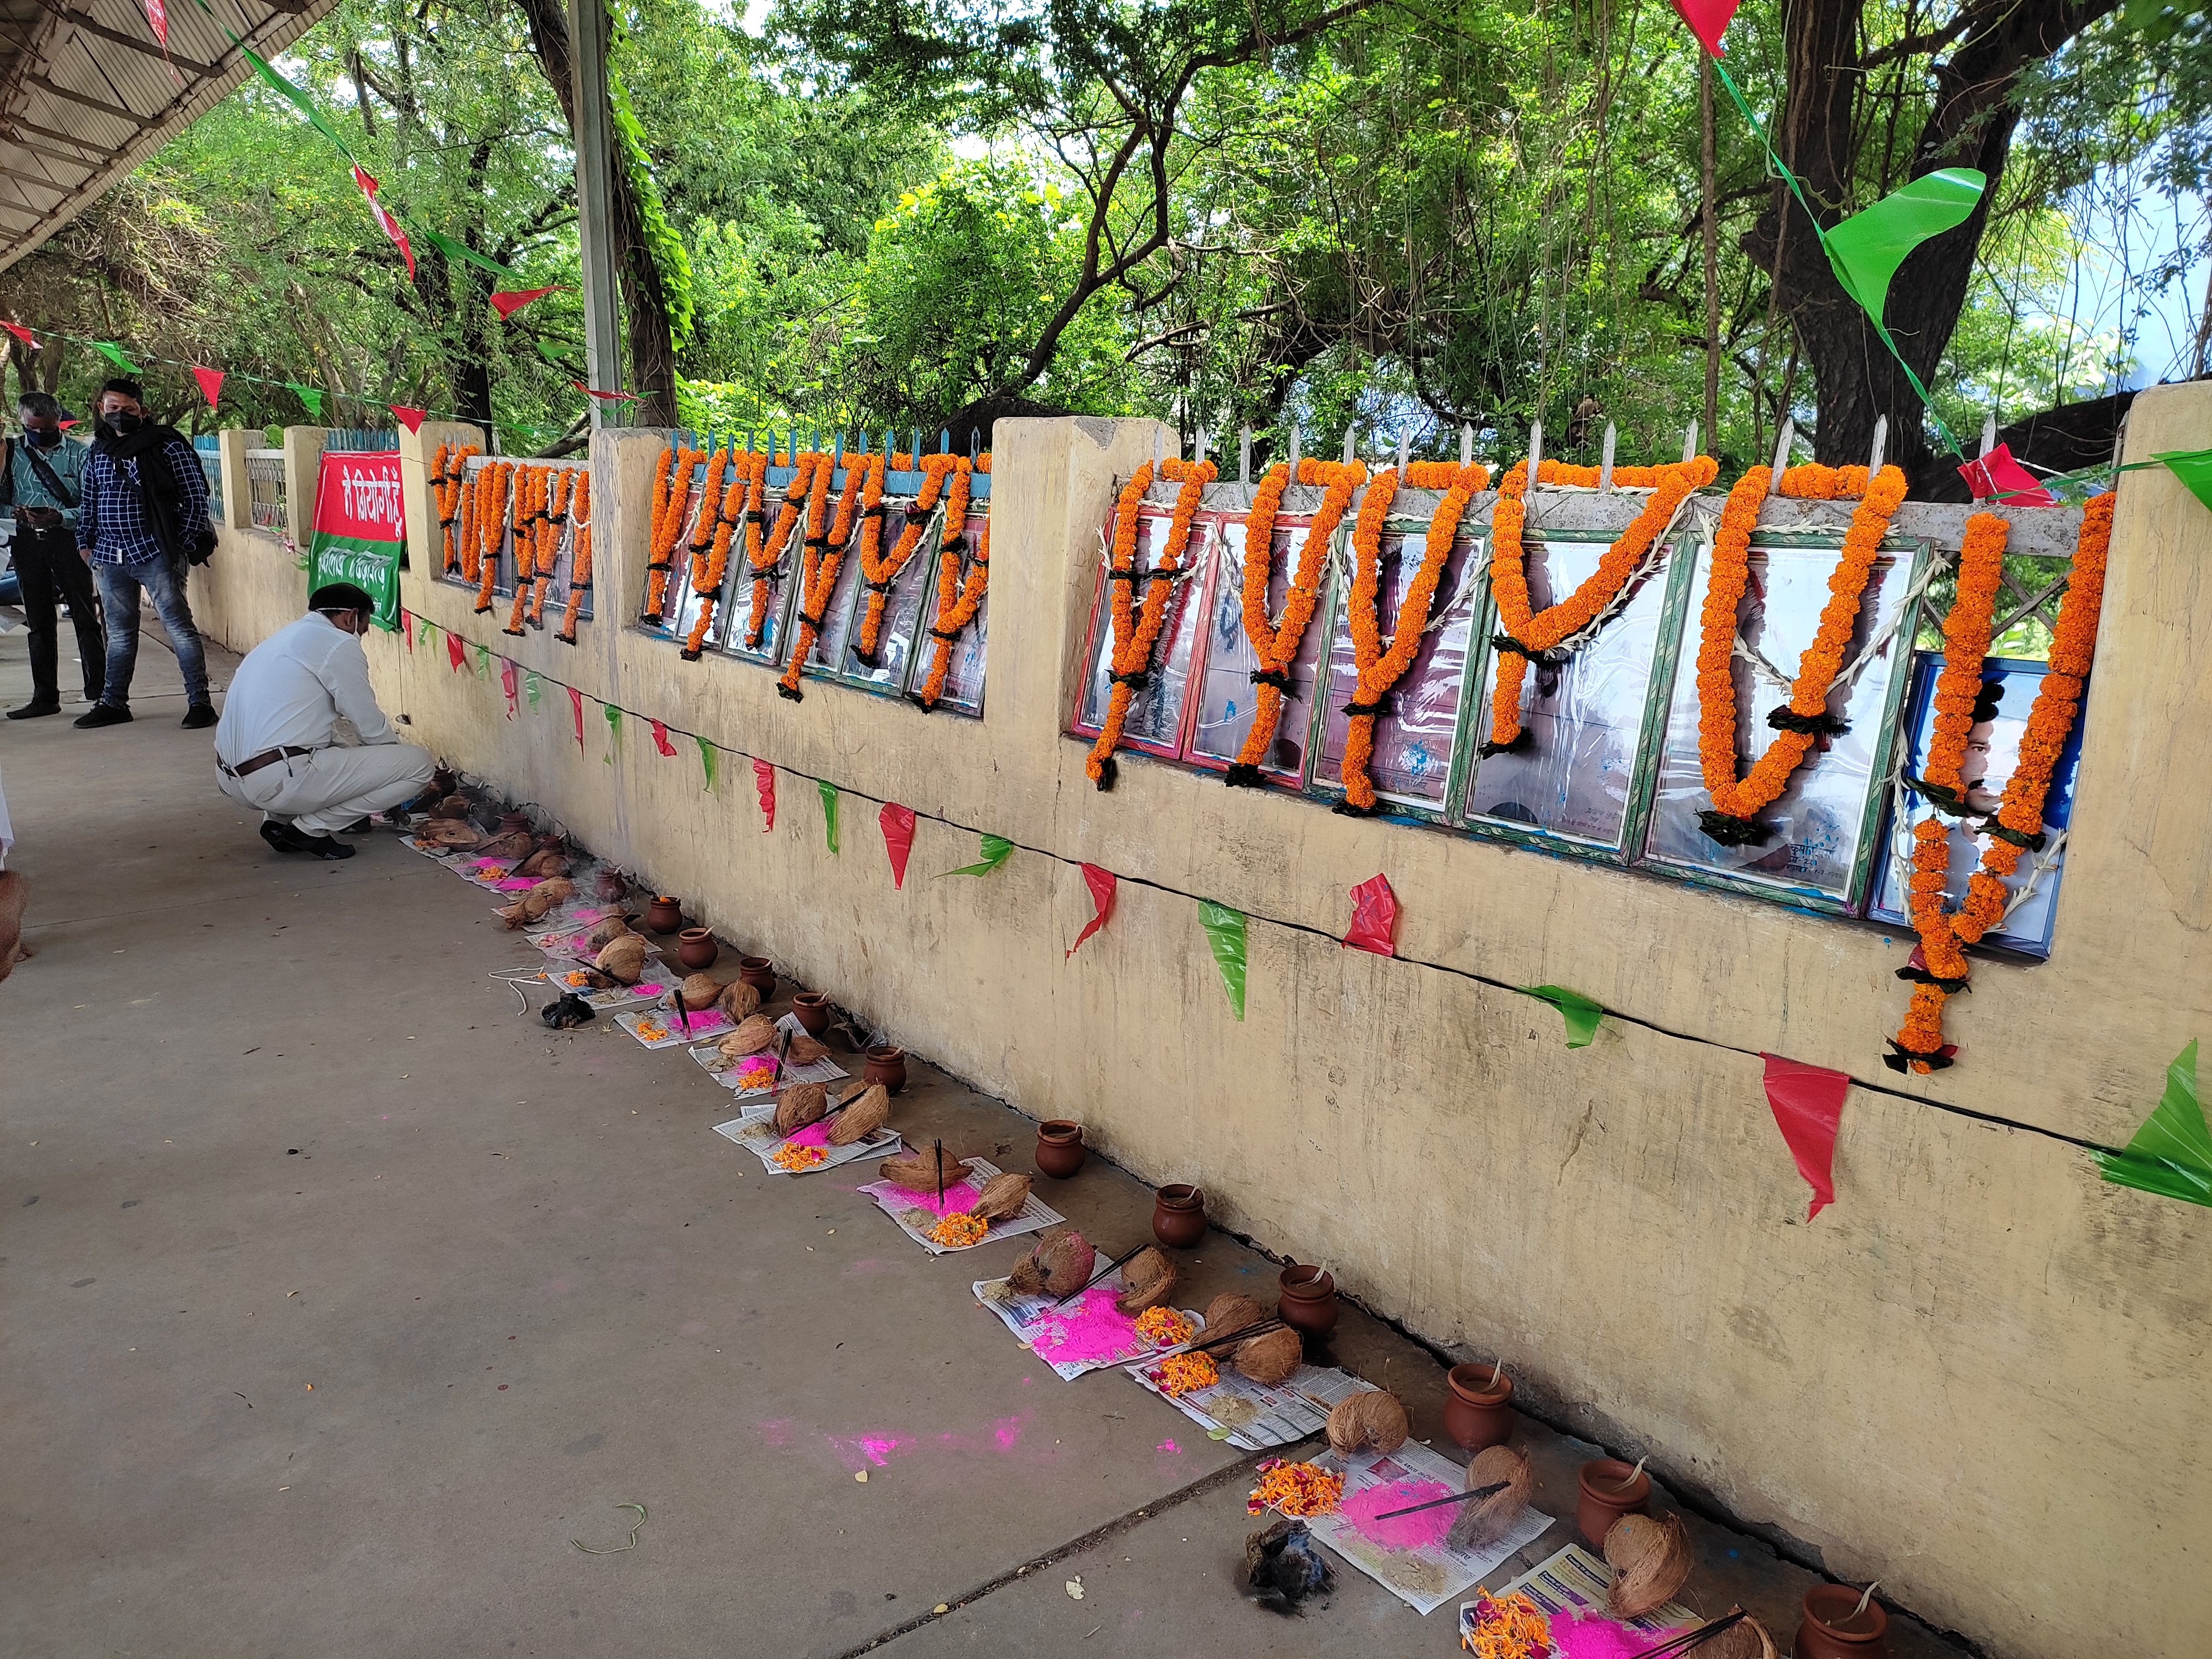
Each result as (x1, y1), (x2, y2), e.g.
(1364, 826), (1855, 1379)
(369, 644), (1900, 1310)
(12, 523), (104, 704)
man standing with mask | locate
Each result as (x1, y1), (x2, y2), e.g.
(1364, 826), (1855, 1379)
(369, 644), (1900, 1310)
(3, 391), (102, 718)
(72, 377), (215, 730)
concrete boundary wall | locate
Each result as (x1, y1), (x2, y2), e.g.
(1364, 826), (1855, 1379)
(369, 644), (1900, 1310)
(190, 391), (2212, 1659)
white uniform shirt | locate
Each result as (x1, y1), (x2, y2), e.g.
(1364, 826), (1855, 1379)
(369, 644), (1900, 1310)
(215, 613), (397, 766)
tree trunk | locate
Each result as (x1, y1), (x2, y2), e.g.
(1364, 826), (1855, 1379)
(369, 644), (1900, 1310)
(1747, 0), (2120, 480)
(513, 0), (679, 426)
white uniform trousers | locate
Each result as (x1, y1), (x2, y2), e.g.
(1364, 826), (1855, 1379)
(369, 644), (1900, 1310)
(218, 742), (436, 836)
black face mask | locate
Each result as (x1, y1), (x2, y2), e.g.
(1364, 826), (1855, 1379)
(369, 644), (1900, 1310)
(103, 411), (142, 435)
(24, 427), (62, 448)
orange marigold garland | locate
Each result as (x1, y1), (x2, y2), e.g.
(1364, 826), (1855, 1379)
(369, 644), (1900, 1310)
(914, 493), (987, 711)
(1694, 461), (1907, 846)
(644, 444), (696, 622)
(503, 465), (540, 636)
(1084, 456), (1215, 790)
(1485, 452), (1718, 755)
(744, 451), (820, 650)
(779, 451), (880, 698)
(531, 469), (571, 627)
(433, 443), (478, 573)
(677, 448), (732, 659)
(473, 461), (509, 614)
(458, 462), (482, 586)
(855, 453), (963, 663)
(1222, 457), (1366, 785)
(1886, 493), (2112, 1074)
(1335, 460), (1493, 811)
(556, 468), (592, 644)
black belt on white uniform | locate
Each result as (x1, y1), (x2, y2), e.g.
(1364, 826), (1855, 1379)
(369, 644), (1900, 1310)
(219, 744), (316, 779)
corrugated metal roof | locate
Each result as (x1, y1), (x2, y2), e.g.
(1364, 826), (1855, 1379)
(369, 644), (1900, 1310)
(0, 0), (338, 272)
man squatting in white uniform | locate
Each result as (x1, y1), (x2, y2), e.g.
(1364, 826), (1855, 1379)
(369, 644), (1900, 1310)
(214, 582), (436, 861)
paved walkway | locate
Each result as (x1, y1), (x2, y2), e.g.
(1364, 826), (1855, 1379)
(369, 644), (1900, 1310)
(0, 613), (1965, 1656)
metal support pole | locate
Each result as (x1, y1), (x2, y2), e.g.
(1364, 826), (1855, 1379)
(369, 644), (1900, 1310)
(571, 0), (623, 427)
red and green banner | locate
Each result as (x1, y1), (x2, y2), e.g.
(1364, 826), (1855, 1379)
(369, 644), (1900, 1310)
(306, 450), (406, 632)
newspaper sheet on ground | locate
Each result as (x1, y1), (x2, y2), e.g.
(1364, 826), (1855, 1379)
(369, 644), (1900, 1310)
(515, 964), (672, 1010)
(970, 1274), (1207, 1381)
(1460, 1541), (1694, 1646)
(858, 1157), (1062, 1255)
(1121, 1357), (1375, 1451)
(614, 1005), (738, 1050)
(689, 1014), (849, 1095)
(526, 914), (630, 962)
(714, 1105), (901, 1173)
(1282, 1440), (1555, 1617)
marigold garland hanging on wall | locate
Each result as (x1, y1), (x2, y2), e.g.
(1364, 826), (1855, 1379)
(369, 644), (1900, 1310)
(745, 450), (821, 650)
(779, 451), (881, 698)
(914, 496), (989, 711)
(504, 465), (544, 636)
(556, 467), (592, 644)
(1888, 492), (2113, 1073)
(1694, 461), (1905, 846)
(1085, 456), (1215, 790)
(1223, 456), (1366, 786)
(645, 444), (697, 620)
(675, 448), (732, 659)
(473, 461), (510, 614)
(855, 453), (964, 662)
(1484, 452), (1717, 754)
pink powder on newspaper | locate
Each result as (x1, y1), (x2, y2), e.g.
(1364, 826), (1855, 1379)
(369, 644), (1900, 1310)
(879, 1179), (980, 1216)
(495, 877), (538, 891)
(1551, 1613), (1688, 1659)
(1019, 1285), (1141, 1367)
(781, 1120), (837, 1151)
(1334, 1478), (1457, 1551)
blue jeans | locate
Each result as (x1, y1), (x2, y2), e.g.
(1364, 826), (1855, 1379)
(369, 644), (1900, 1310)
(93, 552), (209, 707)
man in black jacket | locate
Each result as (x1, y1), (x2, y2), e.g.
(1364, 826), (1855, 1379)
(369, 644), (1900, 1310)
(72, 379), (215, 731)
(3, 391), (102, 718)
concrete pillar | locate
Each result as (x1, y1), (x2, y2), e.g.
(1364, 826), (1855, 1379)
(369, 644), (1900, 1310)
(216, 428), (250, 530)
(279, 427), (331, 540)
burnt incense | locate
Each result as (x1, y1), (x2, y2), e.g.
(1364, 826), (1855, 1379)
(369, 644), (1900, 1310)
(1370, 1478), (1511, 1522)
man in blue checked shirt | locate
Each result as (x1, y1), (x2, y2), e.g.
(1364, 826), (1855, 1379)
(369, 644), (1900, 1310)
(72, 377), (217, 731)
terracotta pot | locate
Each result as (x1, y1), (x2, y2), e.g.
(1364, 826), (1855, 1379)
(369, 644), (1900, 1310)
(593, 870), (630, 904)
(791, 991), (832, 1036)
(863, 1046), (907, 1095)
(1035, 1120), (1086, 1179)
(1575, 1458), (1651, 1548)
(1277, 1265), (1338, 1336)
(1795, 1587), (1890, 1659)
(499, 811), (531, 835)
(1151, 1183), (1207, 1249)
(676, 928), (718, 971)
(645, 895), (684, 935)
(738, 955), (776, 995)
(1440, 1363), (1516, 1452)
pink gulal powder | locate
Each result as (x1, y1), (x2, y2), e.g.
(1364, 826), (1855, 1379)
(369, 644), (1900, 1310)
(781, 1120), (837, 1151)
(1549, 1611), (1691, 1659)
(879, 1180), (980, 1216)
(1333, 1478), (1457, 1551)
(1019, 1285), (1141, 1367)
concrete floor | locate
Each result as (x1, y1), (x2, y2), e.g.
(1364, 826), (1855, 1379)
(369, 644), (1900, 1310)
(1, 612), (1971, 1657)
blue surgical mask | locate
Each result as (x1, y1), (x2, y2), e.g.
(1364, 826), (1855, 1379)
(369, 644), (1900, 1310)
(24, 427), (62, 448)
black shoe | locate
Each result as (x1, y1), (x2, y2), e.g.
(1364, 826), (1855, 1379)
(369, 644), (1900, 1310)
(6, 700), (61, 720)
(335, 817), (374, 836)
(258, 820), (355, 860)
(73, 703), (132, 728)
(181, 703), (218, 729)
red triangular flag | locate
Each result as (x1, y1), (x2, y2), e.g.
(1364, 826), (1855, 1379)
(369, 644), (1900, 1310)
(499, 658), (518, 718)
(1668, 0), (1738, 54)
(650, 718), (677, 758)
(399, 608), (414, 651)
(192, 365), (223, 409)
(879, 803), (917, 889)
(446, 632), (466, 672)
(142, 0), (166, 46)
(490, 286), (562, 320)
(571, 380), (641, 402)
(390, 405), (426, 435)
(1343, 873), (1399, 957)
(1957, 442), (2056, 508)
(3, 320), (39, 349)
(1759, 1053), (1850, 1221)
(753, 759), (776, 832)
(1066, 863), (1118, 959)
(352, 166), (415, 281)
(568, 686), (586, 753)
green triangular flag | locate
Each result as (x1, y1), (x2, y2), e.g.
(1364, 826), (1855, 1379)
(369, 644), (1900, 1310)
(239, 42), (358, 160)
(417, 615), (436, 648)
(2095, 1041), (2211, 1206)
(473, 643), (491, 680)
(92, 341), (140, 374)
(1822, 169), (1984, 330)
(524, 670), (541, 708)
(818, 780), (839, 853)
(603, 703), (622, 764)
(697, 735), (717, 792)
(416, 225), (521, 281)
(1197, 900), (1246, 1021)
(1516, 983), (1605, 1048)
(2154, 450), (2212, 514)
(939, 833), (1014, 878)
(288, 382), (325, 421)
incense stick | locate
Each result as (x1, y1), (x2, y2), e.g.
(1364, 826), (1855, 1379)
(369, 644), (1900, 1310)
(1052, 1242), (1148, 1306)
(1182, 1316), (1288, 1357)
(1370, 1478), (1511, 1521)
(672, 986), (691, 1034)
(1629, 1608), (1750, 1658)
(934, 1138), (945, 1208)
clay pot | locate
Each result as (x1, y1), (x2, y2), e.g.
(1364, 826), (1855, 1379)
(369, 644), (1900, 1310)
(1442, 1363), (1517, 1453)
(645, 895), (684, 935)
(676, 928), (718, 971)
(1575, 1458), (1652, 1549)
(1035, 1120), (1086, 1179)
(1151, 1183), (1207, 1249)
(1277, 1265), (1339, 1336)
(791, 990), (832, 1036)
(499, 811), (531, 835)
(863, 1046), (907, 1095)
(1795, 1587), (1890, 1659)
(738, 954), (777, 995)
(593, 870), (630, 904)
